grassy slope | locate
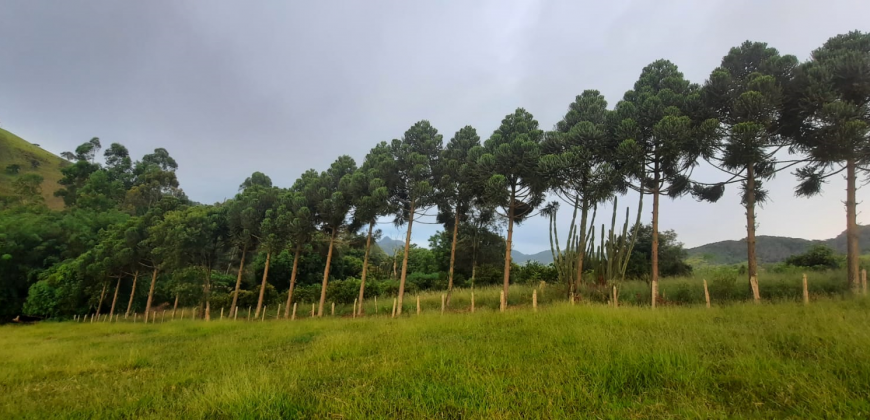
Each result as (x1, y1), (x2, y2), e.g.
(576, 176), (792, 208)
(2, 294), (869, 419)
(0, 127), (66, 209)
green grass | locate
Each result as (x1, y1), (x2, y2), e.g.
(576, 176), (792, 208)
(3, 291), (870, 419)
(0, 127), (67, 209)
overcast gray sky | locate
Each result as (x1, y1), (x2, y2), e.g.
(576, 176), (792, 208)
(2, 0), (869, 253)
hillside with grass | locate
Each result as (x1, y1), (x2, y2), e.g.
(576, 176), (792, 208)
(0, 127), (66, 209)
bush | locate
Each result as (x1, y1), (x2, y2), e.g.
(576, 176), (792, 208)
(785, 245), (843, 270)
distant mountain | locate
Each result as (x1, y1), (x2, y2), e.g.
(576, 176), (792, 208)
(687, 225), (870, 265)
(512, 250), (553, 265)
(376, 236), (407, 256)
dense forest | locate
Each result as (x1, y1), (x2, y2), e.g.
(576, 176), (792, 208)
(1, 31), (868, 321)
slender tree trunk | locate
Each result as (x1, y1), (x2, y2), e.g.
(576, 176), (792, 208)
(397, 201), (416, 316)
(745, 163), (759, 299)
(284, 246), (301, 318)
(357, 221), (374, 315)
(125, 270), (139, 317)
(230, 244), (247, 316)
(318, 228), (338, 316)
(109, 277), (121, 318)
(255, 252), (271, 318)
(96, 281), (107, 318)
(446, 211), (460, 307)
(502, 198), (516, 308)
(847, 159), (860, 292)
(144, 267), (158, 319)
(574, 202), (589, 294)
(651, 168), (660, 309)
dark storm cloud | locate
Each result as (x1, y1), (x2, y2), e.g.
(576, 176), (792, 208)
(2, 0), (869, 252)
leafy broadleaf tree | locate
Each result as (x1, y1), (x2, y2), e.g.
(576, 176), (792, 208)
(540, 90), (625, 296)
(781, 31), (870, 291)
(350, 142), (394, 314)
(227, 172), (276, 316)
(151, 205), (228, 320)
(694, 42), (797, 296)
(389, 121), (442, 315)
(611, 60), (718, 307)
(477, 108), (547, 307)
(302, 156), (357, 316)
(436, 125), (482, 306)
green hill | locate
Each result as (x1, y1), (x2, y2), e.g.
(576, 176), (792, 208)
(0, 128), (67, 209)
(687, 225), (870, 265)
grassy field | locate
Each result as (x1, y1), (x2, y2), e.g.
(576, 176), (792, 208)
(2, 288), (870, 419)
(0, 127), (66, 209)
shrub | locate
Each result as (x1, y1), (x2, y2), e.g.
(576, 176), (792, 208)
(785, 245), (843, 270)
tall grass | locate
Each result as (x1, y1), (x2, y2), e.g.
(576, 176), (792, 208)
(2, 296), (869, 419)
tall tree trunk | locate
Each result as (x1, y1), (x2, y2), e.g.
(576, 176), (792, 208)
(284, 246), (301, 318)
(144, 267), (158, 320)
(109, 277), (121, 318)
(446, 211), (460, 307)
(651, 167), (660, 309)
(96, 281), (107, 318)
(318, 228), (338, 316)
(255, 252), (271, 318)
(574, 202), (590, 294)
(397, 201), (416, 316)
(125, 270), (139, 317)
(230, 244), (247, 316)
(357, 221), (374, 315)
(502, 197), (516, 308)
(847, 159), (860, 292)
(745, 163), (759, 299)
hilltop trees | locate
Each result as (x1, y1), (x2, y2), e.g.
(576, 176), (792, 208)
(390, 121), (442, 315)
(281, 191), (316, 318)
(693, 42), (798, 299)
(477, 108), (547, 307)
(611, 60), (718, 308)
(782, 31), (870, 292)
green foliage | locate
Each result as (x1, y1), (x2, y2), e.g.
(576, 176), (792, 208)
(785, 244), (843, 269)
(624, 224), (692, 279)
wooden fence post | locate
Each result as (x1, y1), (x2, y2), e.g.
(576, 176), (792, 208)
(247, 306), (251, 321)
(862, 269), (867, 295)
(277, 304), (282, 319)
(352, 299), (357, 318)
(417, 295), (421, 315)
(703, 279), (711, 309)
(374, 296), (378, 315)
(533, 290), (538, 312)
(614, 285), (620, 308)
(500, 291), (505, 312)
(331, 302), (335, 316)
(234, 307), (238, 320)
(220, 307), (224, 320)
(750, 275), (760, 304)
(181, 309), (185, 320)
(133, 312), (137, 323)
(802, 273), (809, 305)
(471, 289), (475, 313)
(391, 298), (397, 318)
(440, 294), (445, 315)
(292, 302), (297, 320)
(162, 310), (166, 323)
(262, 306), (267, 321)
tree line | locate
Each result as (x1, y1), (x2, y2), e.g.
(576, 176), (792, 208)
(1, 31), (868, 320)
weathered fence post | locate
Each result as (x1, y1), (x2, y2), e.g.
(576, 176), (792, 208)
(220, 307), (224, 320)
(440, 294), (445, 315)
(500, 291), (505, 312)
(374, 296), (378, 315)
(417, 295), (421, 315)
(247, 306), (251, 321)
(803, 273), (809, 305)
(533, 289), (538, 312)
(133, 312), (137, 323)
(613, 285), (620, 308)
(291, 302), (297, 320)
(162, 310), (166, 323)
(310, 303), (315, 317)
(331, 302), (335, 316)
(391, 298), (397, 318)
(262, 306), (267, 321)
(750, 275), (760, 304)
(234, 307), (238, 320)
(352, 299), (357, 318)
(181, 309), (185, 320)
(277, 304), (282, 319)
(471, 289), (475, 313)
(862, 269), (867, 295)
(703, 279), (711, 309)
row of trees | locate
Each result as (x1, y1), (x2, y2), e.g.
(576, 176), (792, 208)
(2, 31), (867, 320)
